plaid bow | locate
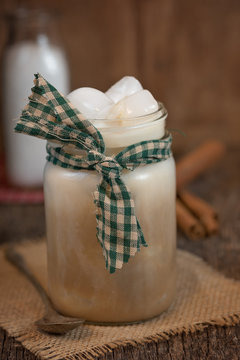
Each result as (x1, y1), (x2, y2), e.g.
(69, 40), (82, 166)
(15, 74), (172, 273)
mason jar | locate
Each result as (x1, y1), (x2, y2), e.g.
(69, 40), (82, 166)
(44, 103), (176, 324)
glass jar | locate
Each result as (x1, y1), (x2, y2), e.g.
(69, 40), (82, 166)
(2, 8), (70, 186)
(44, 104), (176, 324)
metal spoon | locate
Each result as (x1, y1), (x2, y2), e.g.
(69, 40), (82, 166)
(5, 246), (84, 335)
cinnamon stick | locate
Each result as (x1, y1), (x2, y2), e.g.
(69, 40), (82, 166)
(176, 198), (206, 240)
(176, 140), (225, 190)
(178, 190), (219, 236)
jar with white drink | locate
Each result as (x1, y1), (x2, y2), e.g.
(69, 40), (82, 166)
(44, 77), (176, 324)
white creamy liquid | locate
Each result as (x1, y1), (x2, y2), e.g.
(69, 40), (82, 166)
(44, 113), (177, 323)
(3, 41), (70, 186)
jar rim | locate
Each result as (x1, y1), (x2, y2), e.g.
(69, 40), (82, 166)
(89, 102), (167, 130)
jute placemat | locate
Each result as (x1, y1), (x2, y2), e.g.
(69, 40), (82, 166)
(0, 240), (240, 360)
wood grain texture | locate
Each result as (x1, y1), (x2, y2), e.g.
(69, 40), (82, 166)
(53, 0), (139, 91)
(138, 0), (240, 146)
(0, 204), (45, 242)
(0, 325), (240, 359)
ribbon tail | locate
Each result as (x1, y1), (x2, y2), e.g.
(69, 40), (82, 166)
(93, 176), (147, 274)
(136, 219), (148, 248)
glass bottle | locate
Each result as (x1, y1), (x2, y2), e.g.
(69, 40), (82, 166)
(2, 8), (70, 187)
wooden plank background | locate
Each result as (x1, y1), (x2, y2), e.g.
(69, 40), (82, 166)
(0, 0), (239, 153)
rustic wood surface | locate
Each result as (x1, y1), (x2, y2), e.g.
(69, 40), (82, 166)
(0, 145), (239, 359)
(0, 325), (240, 360)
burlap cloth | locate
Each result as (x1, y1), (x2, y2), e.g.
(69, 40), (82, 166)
(0, 240), (240, 360)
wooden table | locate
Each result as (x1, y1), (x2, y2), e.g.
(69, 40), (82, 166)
(0, 145), (239, 359)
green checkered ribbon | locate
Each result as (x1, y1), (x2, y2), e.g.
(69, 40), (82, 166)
(15, 74), (172, 273)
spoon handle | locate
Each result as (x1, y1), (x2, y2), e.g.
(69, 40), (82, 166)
(5, 246), (55, 312)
